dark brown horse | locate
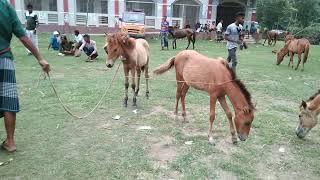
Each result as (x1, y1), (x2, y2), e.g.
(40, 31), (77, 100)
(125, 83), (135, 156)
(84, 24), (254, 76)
(105, 33), (150, 107)
(168, 26), (196, 50)
(154, 50), (255, 145)
(263, 30), (279, 46)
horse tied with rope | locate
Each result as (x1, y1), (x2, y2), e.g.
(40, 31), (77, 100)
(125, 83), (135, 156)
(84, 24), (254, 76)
(168, 26), (196, 50)
(296, 90), (320, 138)
(105, 32), (150, 107)
(276, 38), (310, 71)
(153, 50), (255, 145)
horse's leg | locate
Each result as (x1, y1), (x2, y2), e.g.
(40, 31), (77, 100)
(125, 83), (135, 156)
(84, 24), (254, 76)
(289, 52), (295, 69)
(123, 68), (130, 107)
(131, 69), (137, 107)
(295, 53), (302, 70)
(135, 68), (141, 96)
(172, 39), (176, 49)
(186, 37), (191, 50)
(274, 39), (277, 46)
(144, 65), (150, 99)
(208, 95), (217, 145)
(218, 96), (237, 144)
(174, 82), (184, 116)
(175, 39), (177, 49)
(180, 83), (189, 123)
(192, 35), (195, 49)
(263, 38), (267, 46)
(288, 52), (292, 67)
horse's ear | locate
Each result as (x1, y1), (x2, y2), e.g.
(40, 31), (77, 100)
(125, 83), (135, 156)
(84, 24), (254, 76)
(104, 32), (108, 36)
(301, 100), (307, 109)
(121, 34), (130, 44)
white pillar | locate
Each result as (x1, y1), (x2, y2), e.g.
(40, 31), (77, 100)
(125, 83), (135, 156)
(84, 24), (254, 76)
(57, 0), (64, 25)
(15, 0), (25, 23)
(155, 3), (162, 29)
(68, 0), (76, 26)
(200, 0), (208, 24)
(211, 5), (217, 22)
(108, 0), (115, 27)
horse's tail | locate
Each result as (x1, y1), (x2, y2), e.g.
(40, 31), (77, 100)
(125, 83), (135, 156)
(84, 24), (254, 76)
(153, 57), (175, 75)
(303, 43), (310, 63)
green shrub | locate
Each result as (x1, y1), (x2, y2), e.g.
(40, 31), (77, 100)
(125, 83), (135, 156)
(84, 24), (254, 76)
(294, 24), (320, 45)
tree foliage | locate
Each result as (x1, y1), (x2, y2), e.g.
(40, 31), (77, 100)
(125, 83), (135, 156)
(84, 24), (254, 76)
(257, 0), (320, 30)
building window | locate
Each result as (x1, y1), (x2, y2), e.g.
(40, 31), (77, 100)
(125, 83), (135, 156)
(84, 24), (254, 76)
(77, 0), (108, 14)
(126, 0), (155, 16)
(24, 0), (57, 11)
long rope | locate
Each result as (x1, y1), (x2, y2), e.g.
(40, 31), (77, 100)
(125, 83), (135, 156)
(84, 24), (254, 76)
(120, 74), (235, 86)
(46, 63), (121, 119)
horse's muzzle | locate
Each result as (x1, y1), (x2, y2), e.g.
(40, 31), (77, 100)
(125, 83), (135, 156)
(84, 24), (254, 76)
(238, 134), (248, 141)
(106, 64), (113, 68)
(296, 127), (310, 139)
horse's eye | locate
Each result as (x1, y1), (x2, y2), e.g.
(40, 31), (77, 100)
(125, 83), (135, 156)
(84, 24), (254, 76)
(114, 49), (117, 52)
(299, 114), (303, 118)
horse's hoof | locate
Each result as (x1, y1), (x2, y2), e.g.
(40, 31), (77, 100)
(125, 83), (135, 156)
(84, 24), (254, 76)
(232, 137), (238, 145)
(182, 119), (189, 123)
(123, 103), (128, 108)
(133, 97), (137, 107)
(208, 137), (215, 145)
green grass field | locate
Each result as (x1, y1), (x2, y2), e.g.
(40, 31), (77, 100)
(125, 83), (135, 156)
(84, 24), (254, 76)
(0, 34), (319, 179)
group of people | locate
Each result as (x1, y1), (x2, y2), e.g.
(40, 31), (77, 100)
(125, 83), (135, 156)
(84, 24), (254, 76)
(47, 30), (98, 62)
(24, 4), (98, 62)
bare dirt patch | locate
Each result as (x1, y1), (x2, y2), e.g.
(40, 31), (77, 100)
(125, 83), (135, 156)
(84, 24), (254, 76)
(255, 144), (316, 180)
(147, 136), (177, 169)
(142, 105), (193, 121)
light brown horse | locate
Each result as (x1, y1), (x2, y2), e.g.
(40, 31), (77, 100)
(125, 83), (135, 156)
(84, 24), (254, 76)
(153, 50), (255, 144)
(105, 33), (150, 107)
(263, 30), (282, 46)
(276, 38), (310, 71)
(168, 27), (196, 50)
(284, 33), (294, 43)
(296, 90), (320, 138)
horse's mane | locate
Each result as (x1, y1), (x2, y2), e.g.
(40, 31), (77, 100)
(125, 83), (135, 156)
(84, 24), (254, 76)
(222, 61), (255, 110)
(108, 32), (135, 50)
(308, 90), (320, 102)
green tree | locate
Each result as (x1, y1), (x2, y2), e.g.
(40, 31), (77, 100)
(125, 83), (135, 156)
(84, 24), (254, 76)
(256, 0), (320, 30)
(293, 0), (320, 27)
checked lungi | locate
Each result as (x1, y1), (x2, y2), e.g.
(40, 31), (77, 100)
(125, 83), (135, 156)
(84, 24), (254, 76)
(0, 57), (19, 118)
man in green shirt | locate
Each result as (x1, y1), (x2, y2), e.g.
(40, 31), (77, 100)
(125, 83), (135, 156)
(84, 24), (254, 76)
(25, 4), (39, 55)
(0, 0), (50, 152)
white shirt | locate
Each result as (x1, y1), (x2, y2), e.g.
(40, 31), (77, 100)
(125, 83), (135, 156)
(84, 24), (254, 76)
(225, 23), (243, 49)
(217, 22), (223, 32)
(79, 40), (97, 55)
(74, 34), (84, 43)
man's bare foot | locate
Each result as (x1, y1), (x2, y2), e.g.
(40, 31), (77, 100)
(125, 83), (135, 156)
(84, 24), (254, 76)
(1, 141), (16, 152)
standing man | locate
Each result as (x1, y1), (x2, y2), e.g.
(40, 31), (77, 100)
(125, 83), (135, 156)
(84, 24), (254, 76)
(0, 0), (50, 152)
(160, 16), (169, 50)
(25, 4), (39, 55)
(216, 19), (223, 42)
(79, 34), (98, 62)
(224, 12), (245, 73)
